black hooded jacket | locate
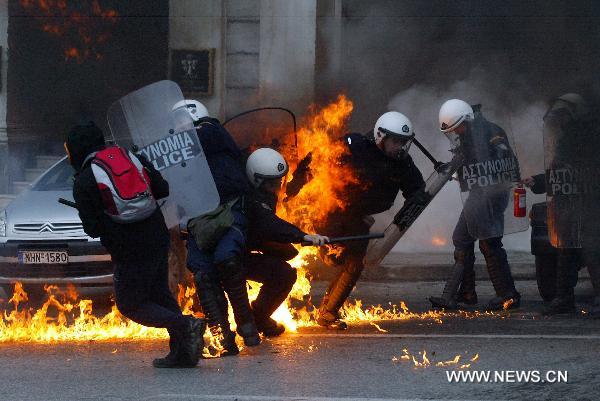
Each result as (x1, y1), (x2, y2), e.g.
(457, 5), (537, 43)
(246, 188), (306, 251)
(195, 118), (249, 203)
(341, 133), (425, 216)
(67, 124), (170, 262)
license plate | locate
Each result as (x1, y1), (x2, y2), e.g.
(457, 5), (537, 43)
(18, 250), (69, 265)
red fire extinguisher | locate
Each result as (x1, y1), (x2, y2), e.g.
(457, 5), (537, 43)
(514, 184), (526, 217)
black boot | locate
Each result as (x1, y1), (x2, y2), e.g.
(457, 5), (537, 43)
(252, 296), (286, 337)
(217, 257), (260, 346)
(255, 317), (285, 337)
(153, 328), (183, 368)
(251, 264), (296, 337)
(544, 252), (577, 315)
(195, 272), (239, 356)
(317, 259), (363, 330)
(543, 291), (576, 315)
(316, 307), (348, 330)
(456, 250), (477, 305)
(176, 316), (207, 367)
(480, 239), (520, 311)
(430, 249), (471, 309)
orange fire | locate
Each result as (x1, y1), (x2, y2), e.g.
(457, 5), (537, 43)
(19, 0), (118, 63)
(392, 349), (480, 370)
(0, 96), (508, 344)
(431, 236), (448, 247)
(278, 94), (357, 231)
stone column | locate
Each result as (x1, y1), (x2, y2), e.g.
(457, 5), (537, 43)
(259, 0), (317, 113)
(0, 0), (9, 194)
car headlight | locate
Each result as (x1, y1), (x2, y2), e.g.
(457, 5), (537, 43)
(0, 210), (6, 236)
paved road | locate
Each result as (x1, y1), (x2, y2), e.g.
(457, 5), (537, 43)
(1, 279), (599, 401)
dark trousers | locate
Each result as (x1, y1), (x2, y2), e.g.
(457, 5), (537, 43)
(186, 204), (247, 275)
(452, 208), (519, 297)
(113, 245), (186, 330)
(246, 253), (297, 320)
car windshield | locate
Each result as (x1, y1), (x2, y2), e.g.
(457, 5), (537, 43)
(32, 158), (75, 191)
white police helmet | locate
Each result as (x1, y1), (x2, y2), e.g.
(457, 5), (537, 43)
(439, 99), (474, 133)
(172, 99), (209, 123)
(246, 148), (289, 188)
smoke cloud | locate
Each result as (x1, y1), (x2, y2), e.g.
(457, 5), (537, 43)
(376, 65), (548, 252)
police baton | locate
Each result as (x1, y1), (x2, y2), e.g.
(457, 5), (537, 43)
(301, 233), (384, 247)
(412, 138), (444, 170)
(58, 198), (78, 209)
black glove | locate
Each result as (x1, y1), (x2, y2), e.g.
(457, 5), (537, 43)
(410, 189), (431, 206)
(285, 152), (313, 198)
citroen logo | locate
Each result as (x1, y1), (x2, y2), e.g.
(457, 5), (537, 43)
(39, 223), (53, 233)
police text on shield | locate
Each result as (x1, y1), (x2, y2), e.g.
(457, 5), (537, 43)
(139, 130), (201, 171)
(461, 157), (519, 191)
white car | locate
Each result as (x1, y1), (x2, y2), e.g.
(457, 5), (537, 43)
(0, 157), (113, 298)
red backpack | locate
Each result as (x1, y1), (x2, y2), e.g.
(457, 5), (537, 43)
(90, 146), (157, 223)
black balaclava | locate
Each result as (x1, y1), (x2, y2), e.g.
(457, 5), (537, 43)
(65, 122), (105, 171)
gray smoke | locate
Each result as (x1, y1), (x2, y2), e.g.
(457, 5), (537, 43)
(316, 1), (600, 250)
(374, 65), (548, 252)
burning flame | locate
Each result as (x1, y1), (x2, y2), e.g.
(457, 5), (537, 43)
(279, 94), (357, 232)
(0, 96), (509, 345)
(392, 349), (479, 370)
(431, 236), (448, 247)
(19, 0), (118, 63)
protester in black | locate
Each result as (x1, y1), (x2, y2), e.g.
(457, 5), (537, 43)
(65, 122), (205, 368)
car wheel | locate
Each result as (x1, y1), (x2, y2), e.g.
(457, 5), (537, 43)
(535, 254), (557, 302)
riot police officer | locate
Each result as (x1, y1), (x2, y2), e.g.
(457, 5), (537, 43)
(430, 99), (522, 311)
(523, 93), (600, 316)
(245, 148), (329, 336)
(174, 100), (259, 354)
(315, 112), (427, 329)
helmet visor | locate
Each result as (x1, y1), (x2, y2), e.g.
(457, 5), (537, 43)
(443, 131), (461, 149)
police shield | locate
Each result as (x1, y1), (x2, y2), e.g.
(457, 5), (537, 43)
(107, 80), (220, 229)
(457, 110), (528, 239)
(543, 108), (600, 248)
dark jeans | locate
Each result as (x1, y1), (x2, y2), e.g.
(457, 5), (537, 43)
(453, 208), (509, 292)
(113, 244), (187, 330)
(186, 202), (247, 274)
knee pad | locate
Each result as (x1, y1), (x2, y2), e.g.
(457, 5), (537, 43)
(216, 255), (244, 279)
(479, 237), (503, 255)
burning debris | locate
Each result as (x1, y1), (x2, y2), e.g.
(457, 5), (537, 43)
(392, 349), (480, 370)
(370, 322), (388, 333)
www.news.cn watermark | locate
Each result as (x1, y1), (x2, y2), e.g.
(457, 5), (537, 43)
(446, 370), (568, 384)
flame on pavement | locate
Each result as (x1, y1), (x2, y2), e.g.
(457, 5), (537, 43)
(392, 349), (480, 370)
(0, 96), (505, 345)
